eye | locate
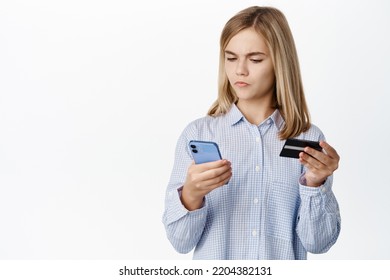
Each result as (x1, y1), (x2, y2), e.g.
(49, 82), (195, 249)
(250, 59), (263, 63)
(226, 57), (237, 62)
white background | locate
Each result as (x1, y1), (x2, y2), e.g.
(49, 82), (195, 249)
(0, 0), (389, 260)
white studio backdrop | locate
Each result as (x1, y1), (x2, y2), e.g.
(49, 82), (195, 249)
(0, 0), (389, 260)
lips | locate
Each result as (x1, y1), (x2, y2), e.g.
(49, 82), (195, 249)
(234, 81), (249, 87)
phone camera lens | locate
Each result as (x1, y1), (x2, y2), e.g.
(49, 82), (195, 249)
(192, 149), (198, 153)
(190, 145), (196, 149)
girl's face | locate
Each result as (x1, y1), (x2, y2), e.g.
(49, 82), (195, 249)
(224, 28), (275, 105)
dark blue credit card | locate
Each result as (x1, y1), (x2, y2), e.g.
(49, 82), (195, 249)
(279, 138), (322, 158)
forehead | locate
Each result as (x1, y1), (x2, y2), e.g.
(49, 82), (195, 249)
(225, 28), (269, 54)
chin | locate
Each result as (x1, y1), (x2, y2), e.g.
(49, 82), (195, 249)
(236, 92), (255, 100)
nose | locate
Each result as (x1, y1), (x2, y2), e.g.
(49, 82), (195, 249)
(236, 59), (248, 76)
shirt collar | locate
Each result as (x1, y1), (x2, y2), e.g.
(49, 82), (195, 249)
(268, 108), (285, 131)
(225, 103), (244, 126)
(225, 103), (285, 131)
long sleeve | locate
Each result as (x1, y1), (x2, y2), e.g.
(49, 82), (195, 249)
(162, 124), (208, 254)
(296, 174), (341, 253)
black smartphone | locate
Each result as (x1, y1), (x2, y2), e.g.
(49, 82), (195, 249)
(189, 140), (222, 164)
(279, 138), (322, 158)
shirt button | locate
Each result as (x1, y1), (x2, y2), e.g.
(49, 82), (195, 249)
(254, 198), (259, 204)
(256, 137), (260, 142)
(255, 165), (260, 172)
(252, 230), (257, 237)
(321, 187), (327, 193)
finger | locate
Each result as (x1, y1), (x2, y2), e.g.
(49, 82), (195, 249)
(300, 150), (338, 179)
(193, 159), (231, 172)
(320, 141), (340, 160)
(303, 146), (329, 166)
(299, 152), (324, 170)
(204, 169), (232, 191)
(189, 167), (231, 192)
(198, 163), (232, 181)
(305, 142), (339, 171)
(299, 155), (317, 171)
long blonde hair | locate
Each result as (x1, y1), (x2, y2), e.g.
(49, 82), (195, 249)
(208, 6), (311, 139)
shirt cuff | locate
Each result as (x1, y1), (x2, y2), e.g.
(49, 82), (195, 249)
(163, 186), (207, 225)
(299, 173), (330, 197)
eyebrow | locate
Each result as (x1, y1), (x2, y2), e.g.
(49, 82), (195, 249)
(224, 50), (266, 56)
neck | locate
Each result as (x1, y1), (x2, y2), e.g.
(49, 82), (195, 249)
(236, 98), (274, 126)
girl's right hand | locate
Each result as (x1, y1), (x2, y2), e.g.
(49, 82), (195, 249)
(181, 159), (232, 211)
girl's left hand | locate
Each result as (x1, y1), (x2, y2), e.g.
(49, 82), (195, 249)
(299, 141), (340, 187)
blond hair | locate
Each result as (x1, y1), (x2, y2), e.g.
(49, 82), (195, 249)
(208, 6), (311, 139)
